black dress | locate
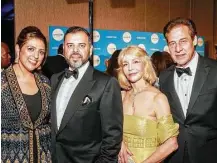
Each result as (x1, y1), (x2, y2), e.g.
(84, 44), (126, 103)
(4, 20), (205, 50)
(23, 91), (41, 163)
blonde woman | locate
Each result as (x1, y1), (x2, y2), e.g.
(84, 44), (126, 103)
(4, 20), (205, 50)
(118, 46), (179, 163)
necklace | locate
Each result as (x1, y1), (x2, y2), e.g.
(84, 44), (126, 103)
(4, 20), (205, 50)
(131, 88), (147, 114)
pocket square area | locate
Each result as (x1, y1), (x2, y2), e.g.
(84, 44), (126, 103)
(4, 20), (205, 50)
(82, 95), (92, 106)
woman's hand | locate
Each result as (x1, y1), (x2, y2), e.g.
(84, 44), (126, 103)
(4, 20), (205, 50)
(118, 141), (133, 163)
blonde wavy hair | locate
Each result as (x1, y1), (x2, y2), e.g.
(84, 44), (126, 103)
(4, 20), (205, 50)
(117, 46), (157, 90)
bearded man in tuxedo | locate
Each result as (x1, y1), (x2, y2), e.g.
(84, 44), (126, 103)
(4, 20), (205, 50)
(51, 26), (123, 163)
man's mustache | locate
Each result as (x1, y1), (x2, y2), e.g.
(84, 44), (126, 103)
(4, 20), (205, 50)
(70, 52), (82, 56)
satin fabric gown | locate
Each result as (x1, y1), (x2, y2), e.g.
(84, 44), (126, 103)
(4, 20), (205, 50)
(123, 114), (179, 163)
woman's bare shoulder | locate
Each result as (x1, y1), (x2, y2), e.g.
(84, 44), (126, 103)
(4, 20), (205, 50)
(142, 85), (161, 96)
(153, 91), (170, 116)
(142, 86), (168, 105)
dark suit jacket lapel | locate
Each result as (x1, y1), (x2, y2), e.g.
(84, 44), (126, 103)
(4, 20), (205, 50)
(162, 66), (185, 122)
(51, 72), (65, 133)
(186, 57), (209, 118)
(57, 65), (96, 134)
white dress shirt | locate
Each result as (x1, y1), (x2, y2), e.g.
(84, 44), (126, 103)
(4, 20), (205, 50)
(56, 61), (89, 129)
(174, 52), (199, 117)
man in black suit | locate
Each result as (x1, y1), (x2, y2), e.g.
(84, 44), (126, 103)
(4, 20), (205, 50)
(51, 26), (123, 163)
(159, 17), (217, 163)
(42, 44), (68, 79)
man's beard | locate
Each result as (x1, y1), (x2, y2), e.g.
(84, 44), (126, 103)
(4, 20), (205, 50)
(66, 57), (83, 69)
(65, 51), (90, 69)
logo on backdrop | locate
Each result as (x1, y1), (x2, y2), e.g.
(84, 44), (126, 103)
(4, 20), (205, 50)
(151, 33), (159, 44)
(52, 29), (64, 41)
(123, 32), (132, 43)
(197, 37), (204, 47)
(93, 55), (100, 67)
(49, 26), (205, 72)
(107, 43), (117, 55)
(138, 44), (146, 50)
(93, 30), (100, 42)
(163, 45), (169, 53)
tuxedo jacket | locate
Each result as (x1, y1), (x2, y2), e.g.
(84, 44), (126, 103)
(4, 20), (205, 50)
(42, 55), (68, 79)
(159, 56), (217, 163)
(51, 65), (123, 163)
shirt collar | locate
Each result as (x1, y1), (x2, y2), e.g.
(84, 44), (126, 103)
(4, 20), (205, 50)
(57, 54), (65, 58)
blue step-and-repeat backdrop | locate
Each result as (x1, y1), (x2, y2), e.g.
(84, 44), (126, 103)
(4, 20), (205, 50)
(49, 26), (205, 72)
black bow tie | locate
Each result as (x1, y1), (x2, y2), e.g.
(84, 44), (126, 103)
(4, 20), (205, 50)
(64, 68), (79, 79)
(176, 67), (192, 77)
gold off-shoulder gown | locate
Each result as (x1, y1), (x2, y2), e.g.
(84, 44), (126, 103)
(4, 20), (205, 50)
(123, 114), (179, 163)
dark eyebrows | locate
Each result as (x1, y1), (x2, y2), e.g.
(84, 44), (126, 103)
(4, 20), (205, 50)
(26, 45), (36, 49)
(180, 38), (188, 41)
(169, 37), (188, 43)
(66, 43), (86, 45)
(27, 45), (45, 51)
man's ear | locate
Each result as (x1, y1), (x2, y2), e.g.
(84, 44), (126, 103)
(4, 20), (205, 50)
(89, 45), (93, 57)
(193, 35), (197, 46)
